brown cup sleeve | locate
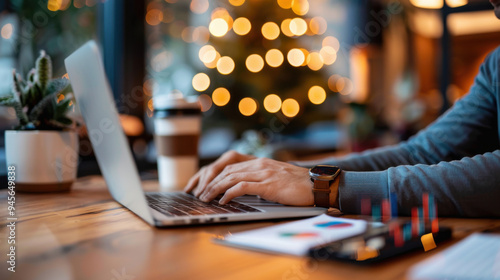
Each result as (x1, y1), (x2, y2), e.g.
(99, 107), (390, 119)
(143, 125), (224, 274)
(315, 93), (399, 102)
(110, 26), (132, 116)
(155, 134), (199, 157)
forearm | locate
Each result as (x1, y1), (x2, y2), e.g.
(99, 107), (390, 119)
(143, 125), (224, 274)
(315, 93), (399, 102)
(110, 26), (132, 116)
(338, 150), (500, 217)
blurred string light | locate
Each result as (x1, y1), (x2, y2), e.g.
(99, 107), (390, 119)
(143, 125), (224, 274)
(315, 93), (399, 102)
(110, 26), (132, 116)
(281, 98), (300, 117)
(328, 74), (342, 92)
(292, 0), (309, 16)
(287, 48), (305, 67)
(281, 19), (294, 37)
(265, 49), (284, 67)
(290, 18), (307, 36)
(190, 0), (209, 14)
(192, 73), (210, 91)
(212, 87), (231, 106)
(308, 86), (326, 105)
(47, 0), (71, 11)
(277, 0), (293, 9)
(320, 46), (337, 65)
(198, 93), (213, 112)
(239, 97), (258, 116)
(73, 0), (85, 8)
(229, 0), (245, 7)
(410, 0), (467, 9)
(299, 48), (309, 66)
(146, 9), (163, 26)
(306, 51), (323, 71)
(217, 56), (235, 75)
(209, 18), (229, 37)
(1, 24), (13, 39)
(233, 17), (251, 35)
(246, 54), (265, 73)
(261, 22), (280, 40)
(322, 36), (340, 52)
(199, 45), (217, 63)
(309, 16), (327, 35)
(263, 94), (282, 113)
(211, 8), (233, 29)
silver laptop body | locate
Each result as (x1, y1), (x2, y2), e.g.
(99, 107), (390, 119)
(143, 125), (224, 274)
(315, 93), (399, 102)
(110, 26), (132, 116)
(65, 41), (326, 227)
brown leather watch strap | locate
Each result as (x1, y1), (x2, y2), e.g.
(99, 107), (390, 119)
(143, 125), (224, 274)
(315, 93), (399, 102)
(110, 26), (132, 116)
(312, 180), (331, 208)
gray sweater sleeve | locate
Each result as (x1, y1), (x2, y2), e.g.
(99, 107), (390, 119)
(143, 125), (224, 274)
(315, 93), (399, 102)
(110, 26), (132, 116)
(305, 47), (500, 217)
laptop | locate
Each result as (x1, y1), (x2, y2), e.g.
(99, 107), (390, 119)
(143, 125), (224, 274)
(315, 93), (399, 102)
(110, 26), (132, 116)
(65, 41), (326, 227)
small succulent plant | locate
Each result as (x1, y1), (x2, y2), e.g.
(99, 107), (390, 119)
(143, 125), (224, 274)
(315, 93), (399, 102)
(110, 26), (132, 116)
(0, 50), (74, 130)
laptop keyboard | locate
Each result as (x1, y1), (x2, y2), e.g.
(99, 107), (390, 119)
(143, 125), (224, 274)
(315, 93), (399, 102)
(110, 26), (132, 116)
(146, 192), (263, 217)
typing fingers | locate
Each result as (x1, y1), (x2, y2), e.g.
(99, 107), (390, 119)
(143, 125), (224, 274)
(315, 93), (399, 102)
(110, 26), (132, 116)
(199, 171), (265, 202)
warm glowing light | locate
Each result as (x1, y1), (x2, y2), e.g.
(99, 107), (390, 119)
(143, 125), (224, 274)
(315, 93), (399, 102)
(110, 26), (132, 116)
(292, 0), (309, 15)
(229, 0), (245, 6)
(146, 9), (163, 26)
(217, 56), (235, 75)
(277, 0), (293, 9)
(181, 27), (196, 43)
(190, 0), (209, 14)
(282, 98), (300, 118)
(299, 49), (309, 66)
(212, 87), (231, 106)
(287, 48), (305, 67)
(1, 24), (13, 39)
(120, 114), (145, 136)
(233, 17), (251, 35)
(262, 22), (280, 40)
(263, 94), (282, 113)
(239, 97), (258, 116)
(192, 73), (210, 92)
(209, 18), (229, 37)
(74, 0), (85, 8)
(193, 26), (210, 44)
(281, 19), (294, 37)
(309, 16), (327, 35)
(322, 36), (340, 52)
(199, 45), (217, 63)
(290, 18), (307, 36)
(306, 52), (323, 71)
(320, 46), (337, 65)
(328, 74), (342, 92)
(246, 54), (265, 73)
(409, 0), (467, 9)
(203, 51), (221, 69)
(211, 8), (233, 29)
(265, 49), (284, 68)
(308, 86), (326, 105)
(48, 0), (62, 11)
(198, 93), (212, 112)
(337, 77), (354, 95)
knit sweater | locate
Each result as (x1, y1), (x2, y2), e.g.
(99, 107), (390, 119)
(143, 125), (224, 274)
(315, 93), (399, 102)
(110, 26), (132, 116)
(310, 47), (500, 217)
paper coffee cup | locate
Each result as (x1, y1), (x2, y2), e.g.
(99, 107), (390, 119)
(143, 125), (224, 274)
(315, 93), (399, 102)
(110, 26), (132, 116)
(153, 93), (201, 191)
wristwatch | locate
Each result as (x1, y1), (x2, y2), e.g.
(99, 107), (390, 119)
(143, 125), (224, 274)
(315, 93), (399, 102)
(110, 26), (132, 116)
(309, 165), (341, 208)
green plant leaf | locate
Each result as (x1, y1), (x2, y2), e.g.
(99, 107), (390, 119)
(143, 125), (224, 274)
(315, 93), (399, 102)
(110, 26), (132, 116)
(35, 50), (52, 93)
(0, 96), (29, 125)
(28, 91), (59, 122)
(46, 78), (69, 96)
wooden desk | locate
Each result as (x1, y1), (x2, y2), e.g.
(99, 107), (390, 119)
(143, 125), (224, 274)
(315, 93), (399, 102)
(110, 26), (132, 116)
(1, 176), (499, 280)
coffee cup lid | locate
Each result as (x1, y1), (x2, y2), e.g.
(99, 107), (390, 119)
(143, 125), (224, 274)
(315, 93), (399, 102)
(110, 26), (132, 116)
(153, 92), (200, 110)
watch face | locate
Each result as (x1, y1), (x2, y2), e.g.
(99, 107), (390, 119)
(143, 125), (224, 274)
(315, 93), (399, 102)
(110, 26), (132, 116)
(309, 165), (341, 181)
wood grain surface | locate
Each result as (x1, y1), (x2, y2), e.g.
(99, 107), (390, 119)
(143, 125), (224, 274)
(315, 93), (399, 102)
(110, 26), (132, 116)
(1, 176), (499, 280)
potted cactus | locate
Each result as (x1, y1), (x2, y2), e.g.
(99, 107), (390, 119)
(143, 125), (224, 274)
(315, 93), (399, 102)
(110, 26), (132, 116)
(1, 51), (78, 192)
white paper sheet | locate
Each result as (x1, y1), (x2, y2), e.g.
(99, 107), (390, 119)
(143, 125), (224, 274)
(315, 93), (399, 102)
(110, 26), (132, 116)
(220, 214), (367, 256)
(410, 233), (500, 280)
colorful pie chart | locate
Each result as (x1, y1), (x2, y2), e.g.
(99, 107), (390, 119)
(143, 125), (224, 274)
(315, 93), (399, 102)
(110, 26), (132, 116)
(280, 232), (319, 238)
(314, 221), (353, 229)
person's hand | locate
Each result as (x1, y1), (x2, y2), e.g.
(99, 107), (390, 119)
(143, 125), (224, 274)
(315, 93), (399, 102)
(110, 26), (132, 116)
(184, 150), (314, 206)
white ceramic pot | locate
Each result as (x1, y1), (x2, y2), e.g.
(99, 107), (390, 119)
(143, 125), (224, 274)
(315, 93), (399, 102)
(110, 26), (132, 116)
(5, 130), (79, 192)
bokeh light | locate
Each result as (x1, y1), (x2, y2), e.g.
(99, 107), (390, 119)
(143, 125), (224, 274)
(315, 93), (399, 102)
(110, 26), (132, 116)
(338, 77), (354, 95)
(320, 46), (337, 65)
(306, 52), (323, 71)
(308, 86), (326, 105)
(322, 36), (340, 52)
(212, 87), (231, 106)
(277, 0), (293, 9)
(229, 0), (245, 7)
(309, 16), (327, 35)
(209, 18), (229, 37)
(328, 74), (342, 92)
(265, 49), (284, 68)
(262, 22), (280, 40)
(192, 73), (210, 92)
(281, 98), (300, 117)
(281, 19), (294, 37)
(146, 9), (163, 26)
(290, 18), (307, 36)
(239, 97), (258, 116)
(198, 93), (212, 112)
(233, 17), (251, 35)
(199, 45), (217, 63)
(203, 51), (221, 68)
(263, 94), (282, 113)
(246, 54), (265, 73)
(1, 24), (13, 39)
(217, 56), (235, 75)
(287, 48), (305, 67)
(190, 0), (209, 14)
(292, 0), (309, 15)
